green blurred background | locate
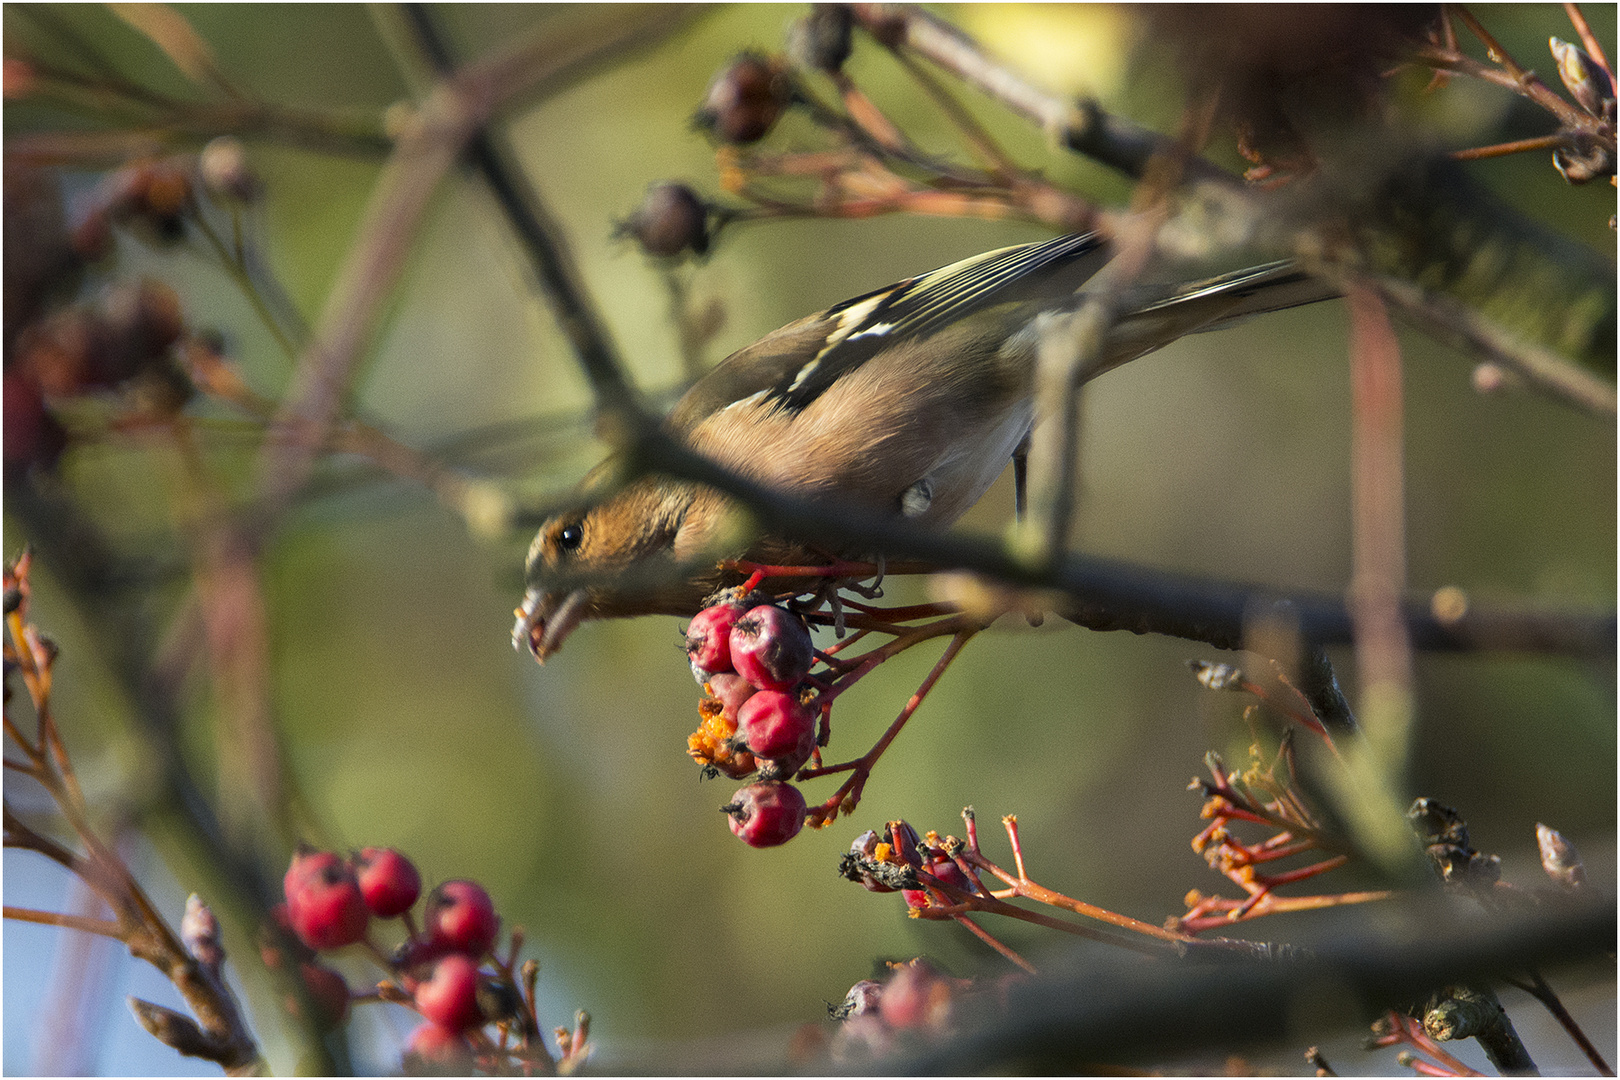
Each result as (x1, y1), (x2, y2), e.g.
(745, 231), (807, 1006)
(3, 4), (1613, 1074)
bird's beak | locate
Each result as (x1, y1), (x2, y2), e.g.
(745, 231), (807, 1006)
(512, 588), (590, 663)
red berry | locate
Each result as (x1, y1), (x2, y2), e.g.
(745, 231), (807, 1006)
(735, 689), (815, 775)
(422, 879), (499, 957)
(723, 782), (807, 847)
(414, 953), (483, 1031)
(902, 855), (973, 910)
(354, 847), (421, 918)
(405, 1020), (474, 1073)
(686, 602), (745, 680)
(297, 961), (351, 1028)
(729, 605), (813, 690)
(3, 370), (66, 478)
(284, 849), (369, 951)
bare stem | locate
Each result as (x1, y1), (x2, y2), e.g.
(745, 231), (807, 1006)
(3, 905), (124, 939)
(1563, 3), (1611, 75)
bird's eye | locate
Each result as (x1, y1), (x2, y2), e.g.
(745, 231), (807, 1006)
(557, 523), (584, 552)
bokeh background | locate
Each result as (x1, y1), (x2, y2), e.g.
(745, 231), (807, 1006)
(3, 4), (1613, 1074)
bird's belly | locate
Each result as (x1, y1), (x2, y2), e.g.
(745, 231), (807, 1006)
(909, 400), (1032, 526)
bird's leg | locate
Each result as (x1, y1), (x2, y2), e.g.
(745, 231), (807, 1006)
(1013, 434), (1030, 521)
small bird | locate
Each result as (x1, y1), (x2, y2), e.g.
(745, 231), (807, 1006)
(516, 232), (1330, 661)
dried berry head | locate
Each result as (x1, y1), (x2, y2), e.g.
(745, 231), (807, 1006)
(695, 53), (792, 144)
(789, 5), (854, 73)
(619, 182), (711, 258)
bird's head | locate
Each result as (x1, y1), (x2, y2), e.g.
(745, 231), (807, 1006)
(513, 474), (744, 661)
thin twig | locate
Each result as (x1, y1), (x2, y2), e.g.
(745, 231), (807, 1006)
(1563, 3), (1611, 75)
(3, 905), (125, 940)
(852, 4), (1237, 187)
(1452, 132), (1576, 160)
(1510, 972), (1614, 1076)
(1356, 271), (1617, 417)
(259, 5), (693, 519)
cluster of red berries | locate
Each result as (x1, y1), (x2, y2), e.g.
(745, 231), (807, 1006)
(270, 845), (535, 1073)
(841, 821), (979, 910)
(684, 592), (822, 848)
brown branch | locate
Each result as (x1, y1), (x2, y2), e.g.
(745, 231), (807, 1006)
(1453, 6), (1594, 131)
(1564, 3), (1611, 76)
(1414, 38), (1598, 135)
(1355, 271), (1617, 417)
(257, 5), (692, 519)
(851, 4), (1237, 187)
(1511, 972), (1614, 1076)
(1452, 133), (1576, 160)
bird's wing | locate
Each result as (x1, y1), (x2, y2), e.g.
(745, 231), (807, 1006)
(667, 231), (1110, 432)
(776, 230), (1109, 411)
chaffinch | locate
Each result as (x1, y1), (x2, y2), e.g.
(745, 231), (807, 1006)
(515, 231), (1329, 661)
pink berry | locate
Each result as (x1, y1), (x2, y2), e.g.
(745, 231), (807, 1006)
(354, 847), (421, 918)
(878, 962), (950, 1030)
(735, 689), (815, 775)
(705, 671), (757, 719)
(405, 1020), (473, 1072)
(423, 879), (499, 957)
(841, 979), (884, 1018)
(729, 605), (813, 690)
(685, 602), (744, 680)
(297, 961), (351, 1028)
(414, 953), (483, 1031)
(723, 782), (807, 847)
(283, 849), (369, 951)
(902, 855), (973, 910)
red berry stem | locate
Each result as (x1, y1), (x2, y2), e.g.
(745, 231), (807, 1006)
(947, 912), (1036, 974)
(830, 599), (960, 622)
(815, 611), (980, 706)
(801, 627), (977, 824)
(722, 557), (890, 581)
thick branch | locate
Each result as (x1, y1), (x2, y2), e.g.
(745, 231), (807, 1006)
(893, 899), (1612, 1073)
